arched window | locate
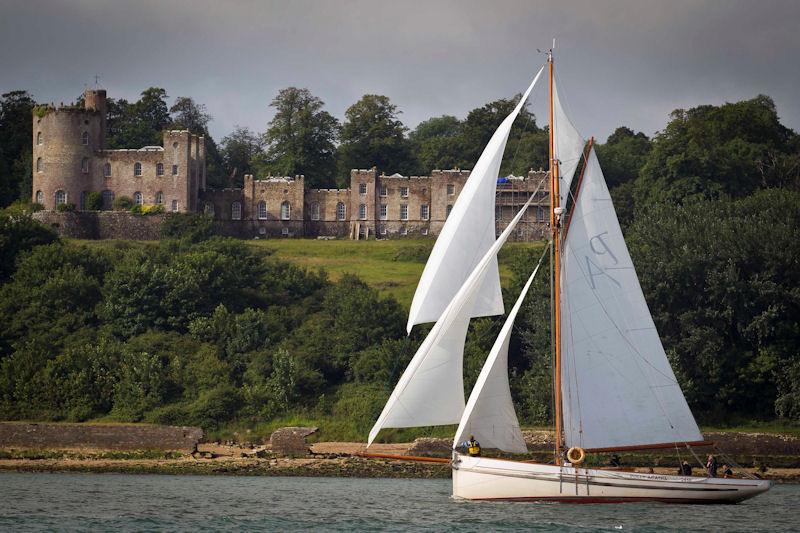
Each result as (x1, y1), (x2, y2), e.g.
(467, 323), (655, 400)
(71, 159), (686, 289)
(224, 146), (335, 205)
(310, 202), (320, 221)
(156, 163), (164, 176)
(36, 132), (42, 145)
(134, 192), (143, 205)
(102, 190), (114, 210)
(336, 202), (346, 221)
(205, 203), (215, 216)
(171, 199), (179, 212)
(35, 190), (43, 204)
(81, 157), (89, 174)
(134, 162), (142, 176)
(103, 162), (111, 177)
(81, 131), (89, 145)
(36, 157), (43, 173)
(258, 201), (267, 220)
(281, 201), (291, 220)
(155, 192), (163, 205)
(231, 201), (242, 220)
(359, 204), (366, 220)
(55, 190), (67, 206)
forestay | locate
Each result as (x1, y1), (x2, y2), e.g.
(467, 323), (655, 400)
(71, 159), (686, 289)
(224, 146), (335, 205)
(369, 194), (537, 446)
(552, 76), (584, 206)
(454, 247), (548, 453)
(406, 66), (545, 333)
(559, 148), (702, 450)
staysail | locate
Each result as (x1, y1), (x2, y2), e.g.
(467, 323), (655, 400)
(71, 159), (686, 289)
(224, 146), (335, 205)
(559, 148), (702, 450)
(453, 247), (548, 453)
(406, 66), (545, 333)
(552, 76), (584, 206)
(369, 193), (538, 446)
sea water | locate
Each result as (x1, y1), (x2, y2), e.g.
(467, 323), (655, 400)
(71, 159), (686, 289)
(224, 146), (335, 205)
(0, 473), (797, 532)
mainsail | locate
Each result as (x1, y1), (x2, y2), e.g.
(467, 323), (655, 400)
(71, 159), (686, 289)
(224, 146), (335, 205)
(559, 148), (702, 450)
(453, 247), (548, 454)
(552, 76), (584, 205)
(406, 66), (545, 333)
(368, 193), (537, 446)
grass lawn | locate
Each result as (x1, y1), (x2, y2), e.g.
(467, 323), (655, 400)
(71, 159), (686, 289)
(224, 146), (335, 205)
(72, 237), (545, 309)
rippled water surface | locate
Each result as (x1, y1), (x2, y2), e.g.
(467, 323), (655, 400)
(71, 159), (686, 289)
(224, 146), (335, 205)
(1, 473), (797, 532)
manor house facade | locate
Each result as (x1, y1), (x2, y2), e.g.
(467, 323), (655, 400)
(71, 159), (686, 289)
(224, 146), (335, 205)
(32, 89), (550, 241)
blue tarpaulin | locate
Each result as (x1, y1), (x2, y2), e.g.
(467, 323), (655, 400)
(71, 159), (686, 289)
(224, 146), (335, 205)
(497, 177), (509, 184)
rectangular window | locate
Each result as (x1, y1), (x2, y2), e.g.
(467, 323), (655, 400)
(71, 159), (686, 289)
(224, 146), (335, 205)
(447, 184), (455, 195)
(172, 164), (178, 175)
(421, 228), (429, 236)
(400, 226), (407, 236)
(400, 204), (408, 220)
(495, 205), (502, 220)
(379, 184), (387, 196)
(359, 183), (367, 195)
(420, 204), (429, 220)
(380, 225), (387, 235)
(400, 187), (408, 198)
(171, 200), (179, 212)
(359, 203), (366, 220)
(379, 204), (387, 220)
(281, 227), (289, 236)
(446, 204), (453, 218)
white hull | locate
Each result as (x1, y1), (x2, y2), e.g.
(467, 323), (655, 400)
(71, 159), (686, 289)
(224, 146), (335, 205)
(452, 454), (771, 504)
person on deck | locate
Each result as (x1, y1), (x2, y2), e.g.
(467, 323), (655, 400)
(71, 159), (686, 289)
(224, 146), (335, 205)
(722, 464), (733, 478)
(609, 454), (621, 467)
(461, 435), (481, 457)
(706, 454), (718, 478)
(678, 461), (692, 476)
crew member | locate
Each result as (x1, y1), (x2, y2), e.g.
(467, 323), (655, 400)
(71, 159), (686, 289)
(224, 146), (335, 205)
(706, 454), (718, 478)
(678, 460), (692, 476)
(463, 435), (481, 457)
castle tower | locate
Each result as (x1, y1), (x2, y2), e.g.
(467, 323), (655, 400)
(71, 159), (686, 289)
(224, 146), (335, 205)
(32, 89), (106, 209)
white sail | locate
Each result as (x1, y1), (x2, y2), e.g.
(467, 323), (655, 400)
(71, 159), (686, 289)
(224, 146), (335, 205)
(368, 194), (537, 446)
(559, 148), (702, 450)
(454, 248), (548, 453)
(406, 66), (545, 333)
(553, 76), (584, 206)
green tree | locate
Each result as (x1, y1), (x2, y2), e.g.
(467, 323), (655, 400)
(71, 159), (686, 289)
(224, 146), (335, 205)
(337, 94), (415, 184)
(260, 88), (339, 188)
(596, 126), (652, 189)
(0, 91), (36, 206)
(220, 126), (265, 186)
(636, 95), (798, 206)
(0, 212), (58, 283)
(626, 189), (800, 419)
(409, 115), (463, 173)
(106, 88), (171, 149)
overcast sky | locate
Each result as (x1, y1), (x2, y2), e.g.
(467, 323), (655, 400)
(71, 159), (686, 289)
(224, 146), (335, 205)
(2, 0), (799, 143)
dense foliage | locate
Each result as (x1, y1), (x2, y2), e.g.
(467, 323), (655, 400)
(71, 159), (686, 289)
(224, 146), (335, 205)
(1, 82), (798, 435)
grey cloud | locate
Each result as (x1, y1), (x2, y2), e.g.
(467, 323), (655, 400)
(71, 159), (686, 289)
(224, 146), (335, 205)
(1, 0), (798, 144)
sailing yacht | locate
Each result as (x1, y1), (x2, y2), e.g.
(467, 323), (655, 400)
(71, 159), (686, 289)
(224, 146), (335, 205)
(366, 48), (771, 503)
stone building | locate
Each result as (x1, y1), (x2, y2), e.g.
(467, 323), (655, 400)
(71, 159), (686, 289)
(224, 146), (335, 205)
(33, 89), (549, 241)
(202, 168), (550, 241)
(32, 88), (206, 212)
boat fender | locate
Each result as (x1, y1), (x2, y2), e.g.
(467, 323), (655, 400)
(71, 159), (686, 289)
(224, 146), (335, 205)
(566, 447), (586, 465)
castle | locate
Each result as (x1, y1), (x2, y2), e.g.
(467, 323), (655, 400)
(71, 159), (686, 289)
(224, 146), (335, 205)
(33, 89), (550, 241)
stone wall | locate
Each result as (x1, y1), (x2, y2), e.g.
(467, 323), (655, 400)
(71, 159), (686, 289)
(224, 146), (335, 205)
(33, 211), (166, 240)
(0, 422), (203, 452)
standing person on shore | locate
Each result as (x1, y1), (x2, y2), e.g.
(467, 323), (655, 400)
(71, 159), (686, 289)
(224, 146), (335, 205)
(706, 454), (718, 477)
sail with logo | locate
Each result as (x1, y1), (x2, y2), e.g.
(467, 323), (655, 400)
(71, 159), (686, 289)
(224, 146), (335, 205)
(365, 45), (771, 504)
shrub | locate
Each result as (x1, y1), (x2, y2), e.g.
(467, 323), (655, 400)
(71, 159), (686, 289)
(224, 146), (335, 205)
(161, 212), (215, 242)
(56, 203), (76, 212)
(112, 196), (133, 210)
(85, 192), (103, 211)
(129, 204), (143, 215)
(142, 204), (165, 215)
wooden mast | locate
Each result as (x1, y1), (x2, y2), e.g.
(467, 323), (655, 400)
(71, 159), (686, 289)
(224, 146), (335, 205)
(548, 48), (564, 462)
